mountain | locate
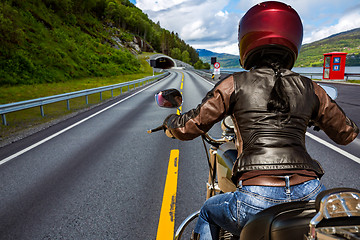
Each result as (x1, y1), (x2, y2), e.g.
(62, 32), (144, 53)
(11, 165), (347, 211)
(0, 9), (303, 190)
(0, 0), (207, 86)
(296, 28), (360, 67)
(197, 49), (240, 68)
(198, 28), (360, 68)
(197, 49), (224, 57)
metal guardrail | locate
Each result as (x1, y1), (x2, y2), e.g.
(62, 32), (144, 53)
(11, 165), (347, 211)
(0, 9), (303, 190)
(299, 73), (323, 79)
(344, 73), (360, 80)
(288, 72), (360, 80)
(192, 69), (213, 81)
(202, 69), (360, 80)
(0, 73), (169, 125)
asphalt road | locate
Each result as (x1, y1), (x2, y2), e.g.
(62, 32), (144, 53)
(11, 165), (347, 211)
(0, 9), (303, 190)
(0, 70), (359, 239)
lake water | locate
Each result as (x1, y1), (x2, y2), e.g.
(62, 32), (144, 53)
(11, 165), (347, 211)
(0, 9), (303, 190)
(221, 66), (360, 80)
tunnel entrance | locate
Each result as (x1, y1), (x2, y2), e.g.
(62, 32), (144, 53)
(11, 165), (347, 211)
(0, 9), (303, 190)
(150, 54), (177, 69)
(156, 57), (175, 69)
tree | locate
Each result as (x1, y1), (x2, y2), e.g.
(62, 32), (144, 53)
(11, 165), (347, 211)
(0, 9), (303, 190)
(203, 62), (211, 70)
(170, 48), (181, 60)
(160, 30), (170, 55)
(181, 50), (191, 64)
(194, 60), (203, 69)
(73, 0), (100, 13)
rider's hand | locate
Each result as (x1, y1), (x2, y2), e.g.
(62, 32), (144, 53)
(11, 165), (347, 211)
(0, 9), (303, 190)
(165, 129), (175, 139)
(163, 114), (177, 139)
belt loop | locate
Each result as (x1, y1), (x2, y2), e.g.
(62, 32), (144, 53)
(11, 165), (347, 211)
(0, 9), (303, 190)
(238, 180), (243, 189)
(285, 176), (291, 195)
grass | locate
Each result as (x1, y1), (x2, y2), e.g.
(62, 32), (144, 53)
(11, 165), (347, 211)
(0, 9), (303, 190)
(0, 73), (152, 104)
(348, 80), (360, 84)
(313, 79), (360, 84)
(0, 0), (145, 86)
(0, 53), (155, 104)
(0, 52), (158, 142)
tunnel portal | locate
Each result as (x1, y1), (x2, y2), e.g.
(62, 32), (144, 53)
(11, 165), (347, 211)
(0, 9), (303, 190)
(150, 54), (177, 69)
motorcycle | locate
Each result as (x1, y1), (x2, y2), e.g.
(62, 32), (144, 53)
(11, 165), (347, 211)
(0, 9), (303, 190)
(148, 86), (360, 240)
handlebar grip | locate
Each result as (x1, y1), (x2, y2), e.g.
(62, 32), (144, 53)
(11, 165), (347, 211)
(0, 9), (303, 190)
(147, 125), (165, 133)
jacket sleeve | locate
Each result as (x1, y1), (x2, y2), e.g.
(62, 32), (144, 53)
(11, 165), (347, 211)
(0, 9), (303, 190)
(312, 82), (359, 145)
(164, 76), (235, 140)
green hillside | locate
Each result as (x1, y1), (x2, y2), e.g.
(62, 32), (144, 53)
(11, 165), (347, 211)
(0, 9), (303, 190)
(197, 49), (240, 69)
(295, 28), (360, 67)
(0, 0), (207, 87)
(207, 54), (239, 69)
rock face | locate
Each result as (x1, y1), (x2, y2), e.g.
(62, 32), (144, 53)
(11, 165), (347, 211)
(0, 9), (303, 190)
(110, 35), (154, 54)
(132, 36), (154, 53)
(111, 36), (125, 50)
(105, 22), (154, 54)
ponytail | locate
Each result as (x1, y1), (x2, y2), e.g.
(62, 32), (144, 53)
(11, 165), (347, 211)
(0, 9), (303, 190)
(267, 63), (290, 113)
(257, 58), (290, 114)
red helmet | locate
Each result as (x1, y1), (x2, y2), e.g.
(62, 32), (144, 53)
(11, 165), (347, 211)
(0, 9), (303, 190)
(238, 1), (303, 70)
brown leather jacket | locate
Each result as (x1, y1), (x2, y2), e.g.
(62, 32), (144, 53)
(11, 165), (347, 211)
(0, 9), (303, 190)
(165, 68), (359, 180)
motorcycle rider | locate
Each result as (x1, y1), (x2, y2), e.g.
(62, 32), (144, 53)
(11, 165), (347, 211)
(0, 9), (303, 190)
(163, 1), (359, 239)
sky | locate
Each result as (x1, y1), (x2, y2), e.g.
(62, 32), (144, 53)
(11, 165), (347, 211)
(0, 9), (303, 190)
(129, 0), (360, 55)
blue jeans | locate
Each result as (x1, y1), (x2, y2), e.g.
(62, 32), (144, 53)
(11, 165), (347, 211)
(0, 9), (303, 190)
(194, 179), (325, 239)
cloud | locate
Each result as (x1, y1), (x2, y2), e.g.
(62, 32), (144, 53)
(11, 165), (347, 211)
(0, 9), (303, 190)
(136, 0), (188, 11)
(134, 0), (360, 55)
(135, 0), (240, 54)
(303, 6), (360, 43)
(212, 42), (239, 56)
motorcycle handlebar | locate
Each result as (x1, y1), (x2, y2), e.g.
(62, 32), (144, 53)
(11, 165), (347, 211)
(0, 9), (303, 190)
(202, 133), (234, 148)
(147, 125), (234, 146)
(147, 125), (165, 134)
(203, 133), (228, 143)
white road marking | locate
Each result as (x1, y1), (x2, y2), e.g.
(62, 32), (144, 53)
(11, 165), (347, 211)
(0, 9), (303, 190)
(0, 75), (170, 166)
(306, 132), (360, 164)
(197, 72), (360, 164)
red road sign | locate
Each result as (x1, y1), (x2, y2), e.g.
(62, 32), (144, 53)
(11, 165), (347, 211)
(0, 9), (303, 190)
(214, 62), (220, 69)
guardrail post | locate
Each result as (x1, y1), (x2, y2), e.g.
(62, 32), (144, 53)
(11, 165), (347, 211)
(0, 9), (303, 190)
(0, 73), (165, 125)
(40, 105), (45, 117)
(111, 89), (114, 97)
(86, 95), (89, 105)
(67, 100), (70, 110)
(1, 114), (7, 126)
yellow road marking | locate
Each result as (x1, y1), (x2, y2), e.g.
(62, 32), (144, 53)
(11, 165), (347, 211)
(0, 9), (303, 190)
(180, 73), (184, 90)
(179, 73), (184, 115)
(156, 149), (180, 240)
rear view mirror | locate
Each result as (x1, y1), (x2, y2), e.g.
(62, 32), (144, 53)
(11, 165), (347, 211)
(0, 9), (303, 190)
(318, 84), (338, 100)
(155, 89), (183, 108)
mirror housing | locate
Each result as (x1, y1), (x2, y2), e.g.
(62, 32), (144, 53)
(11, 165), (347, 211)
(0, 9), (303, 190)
(155, 89), (183, 108)
(318, 84), (338, 100)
